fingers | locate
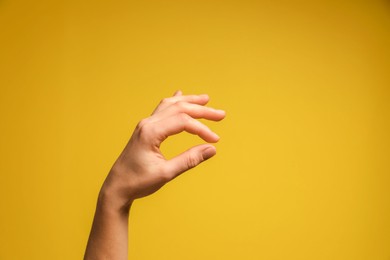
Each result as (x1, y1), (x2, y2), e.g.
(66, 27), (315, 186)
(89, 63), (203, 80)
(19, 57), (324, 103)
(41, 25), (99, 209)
(151, 101), (226, 123)
(150, 113), (220, 143)
(163, 144), (217, 179)
(152, 93), (210, 114)
(142, 91), (225, 145)
(173, 90), (182, 96)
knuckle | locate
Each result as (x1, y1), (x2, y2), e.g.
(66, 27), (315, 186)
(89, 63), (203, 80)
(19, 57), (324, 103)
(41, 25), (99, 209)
(160, 97), (172, 104)
(179, 113), (192, 123)
(186, 153), (201, 169)
(137, 120), (156, 140)
(136, 118), (149, 129)
(175, 101), (187, 110)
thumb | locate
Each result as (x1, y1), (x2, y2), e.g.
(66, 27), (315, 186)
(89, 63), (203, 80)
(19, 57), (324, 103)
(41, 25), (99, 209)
(164, 144), (217, 179)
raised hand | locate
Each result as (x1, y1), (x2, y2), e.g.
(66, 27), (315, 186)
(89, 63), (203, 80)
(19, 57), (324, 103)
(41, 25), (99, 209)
(85, 91), (225, 260)
(101, 90), (226, 210)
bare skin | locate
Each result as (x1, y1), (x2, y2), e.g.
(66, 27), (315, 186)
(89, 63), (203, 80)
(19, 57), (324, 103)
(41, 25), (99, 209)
(84, 90), (226, 260)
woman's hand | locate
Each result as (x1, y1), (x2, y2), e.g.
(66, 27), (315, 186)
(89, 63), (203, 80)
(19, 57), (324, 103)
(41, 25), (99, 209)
(85, 91), (225, 260)
(99, 90), (226, 212)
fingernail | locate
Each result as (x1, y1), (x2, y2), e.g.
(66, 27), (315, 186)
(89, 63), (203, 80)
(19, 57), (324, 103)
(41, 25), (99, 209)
(203, 147), (216, 160)
(212, 109), (225, 115)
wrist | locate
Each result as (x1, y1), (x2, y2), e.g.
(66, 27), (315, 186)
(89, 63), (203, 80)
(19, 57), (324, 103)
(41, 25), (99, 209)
(98, 180), (133, 215)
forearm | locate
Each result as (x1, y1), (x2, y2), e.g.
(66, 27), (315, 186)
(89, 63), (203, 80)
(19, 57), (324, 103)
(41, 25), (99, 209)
(84, 186), (132, 260)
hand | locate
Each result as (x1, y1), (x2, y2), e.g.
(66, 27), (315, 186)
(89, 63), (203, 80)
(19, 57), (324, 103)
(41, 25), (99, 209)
(99, 90), (226, 211)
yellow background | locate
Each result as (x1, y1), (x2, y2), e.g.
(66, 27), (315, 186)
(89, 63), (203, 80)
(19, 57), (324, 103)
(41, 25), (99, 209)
(0, 0), (389, 259)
